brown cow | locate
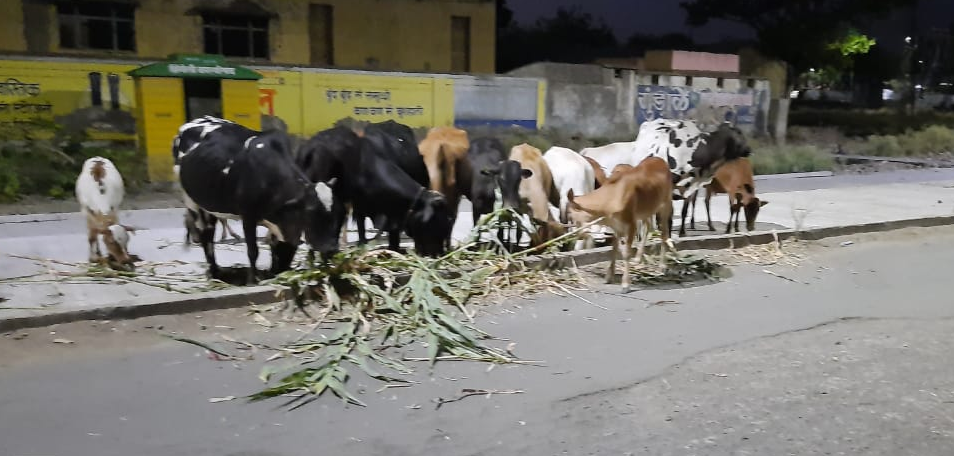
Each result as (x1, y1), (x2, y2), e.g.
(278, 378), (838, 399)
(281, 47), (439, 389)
(567, 157), (673, 292)
(694, 157), (768, 233)
(509, 143), (565, 247)
(418, 126), (471, 249)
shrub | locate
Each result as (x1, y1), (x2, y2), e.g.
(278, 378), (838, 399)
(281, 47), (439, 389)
(789, 108), (954, 137)
(850, 125), (954, 157)
(750, 144), (835, 175)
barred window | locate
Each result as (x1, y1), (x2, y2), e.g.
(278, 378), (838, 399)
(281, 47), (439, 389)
(202, 14), (269, 60)
(58, 2), (136, 52)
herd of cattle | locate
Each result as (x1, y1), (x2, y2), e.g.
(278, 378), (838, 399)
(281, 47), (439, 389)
(75, 116), (767, 291)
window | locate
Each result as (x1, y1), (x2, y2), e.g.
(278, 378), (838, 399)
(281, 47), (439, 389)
(309, 4), (334, 65)
(717, 77), (725, 88)
(57, 2), (135, 52)
(685, 76), (694, 86)
(202, 14), (269, 59)
(451, 16), (471, 72)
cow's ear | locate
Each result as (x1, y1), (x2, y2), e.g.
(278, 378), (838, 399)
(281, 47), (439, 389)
(567, 189), (575, 202)
(326, 177), (338, 187)
(520, 168), (533, 179)
(759, 200), (769, 207)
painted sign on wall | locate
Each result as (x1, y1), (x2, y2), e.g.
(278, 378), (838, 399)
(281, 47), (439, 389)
(0, 60), (138, 138)
(636, 85), (766, 129)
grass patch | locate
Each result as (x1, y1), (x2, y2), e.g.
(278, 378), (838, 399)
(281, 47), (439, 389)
(0, 138), (145, 203)
(789, 108), (954, 137)
(750, 143), (835, 175)
(851, 125), (954, 157)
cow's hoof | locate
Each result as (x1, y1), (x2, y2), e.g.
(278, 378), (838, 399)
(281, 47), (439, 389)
(621, 284), (631, 293)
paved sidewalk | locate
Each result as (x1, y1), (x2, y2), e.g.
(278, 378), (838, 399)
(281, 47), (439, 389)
(3, 176), (954, 329)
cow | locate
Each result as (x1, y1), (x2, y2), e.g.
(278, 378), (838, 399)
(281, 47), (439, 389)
(583, 155), (607, 189)
(75, 157), (139, 269)
(690, 157), (768, 234)
(297, 125), (454, 257)
(543, 146), (596, 250)
(542, 147), (593, 223)
(583, 119), (753, 237)
(463, 137), (529, 224)
(172, 116), (242, 246)
(174, 117), (340, 284)
(418, 126), (471, 249)
(566, 156), (673, 293)
(509, 143), (565, 247)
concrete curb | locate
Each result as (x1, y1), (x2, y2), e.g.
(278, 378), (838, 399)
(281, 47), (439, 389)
(3, 215), (953, 332)
(0, 285), (286, 333)
(754, 171), (834, 181)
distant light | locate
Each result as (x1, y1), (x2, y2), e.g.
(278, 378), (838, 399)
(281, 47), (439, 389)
(915, 84), (924, 90)
(882, 88), (895, 100)
(809, 68), (816, 72)
(790, 90), (800, 99)
(918, 60), (924, 64)
(905, 36), (913, 43)
(941, 82), (952, 86)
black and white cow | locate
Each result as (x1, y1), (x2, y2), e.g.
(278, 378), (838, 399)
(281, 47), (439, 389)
(584, 119), (753, 236)
(173, 117), (339, 283)
(297, 124), (453, 257)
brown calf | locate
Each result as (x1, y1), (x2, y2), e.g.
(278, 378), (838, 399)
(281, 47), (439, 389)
(567, 157), (673, 292)
(692, 157), (768, 233)
(509, 143), (565, 247)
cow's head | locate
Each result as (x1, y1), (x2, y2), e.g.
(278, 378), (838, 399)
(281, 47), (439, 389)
(303, 178), (342, 262)
(480, 160), (532, 210)
(739, 195), (769, 232)
(405, 190), (453, 257)
(103, 224), (140, 270)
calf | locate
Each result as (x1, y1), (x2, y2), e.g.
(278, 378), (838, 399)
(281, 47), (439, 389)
(583, 156), (607, 189)
(510, 144), (565, 247)
(691, 157), (768, 233)
(75, 157), (138, 268)
(175, 117), (339, 283)
(297, 125), (453, 257)
(418, 126), (471, 249)
(566, 157), (673, 292)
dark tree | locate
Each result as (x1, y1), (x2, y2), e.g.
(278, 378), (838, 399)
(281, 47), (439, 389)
(497, 6), (618, 72)
(496, 0), (513, 30)
(680, 0), (916, 87)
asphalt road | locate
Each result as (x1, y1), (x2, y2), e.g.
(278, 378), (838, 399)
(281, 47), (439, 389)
(2, 226), (954, 456)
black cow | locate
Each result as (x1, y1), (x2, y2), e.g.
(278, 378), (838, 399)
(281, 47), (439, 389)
(462, 137), (530, 224)
(297, 125), (453, 257)
(174, 117), (339, 283)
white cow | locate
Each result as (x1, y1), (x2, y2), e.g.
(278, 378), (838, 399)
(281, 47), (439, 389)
(75, 157), (139, 268)
(543, 146), (600, 250)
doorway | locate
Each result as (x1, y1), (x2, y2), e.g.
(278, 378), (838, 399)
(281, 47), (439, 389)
(184, 78), (222, 119)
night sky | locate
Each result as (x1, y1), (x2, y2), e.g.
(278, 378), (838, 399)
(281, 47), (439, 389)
(507, 0), (954, 46)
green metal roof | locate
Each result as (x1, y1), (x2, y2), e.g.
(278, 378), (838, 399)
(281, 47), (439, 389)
(128, 54), (262, 80)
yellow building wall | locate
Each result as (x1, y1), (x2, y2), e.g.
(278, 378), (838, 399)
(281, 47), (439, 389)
(1, 0), (494, 73)
(136, 77), (184, 182)
(221, 80), (261, 131)
(297, 71), (454, 135)
(0, 1), (26, 52)
(0, 59), (138, 138)
(257, 69), (304, 135)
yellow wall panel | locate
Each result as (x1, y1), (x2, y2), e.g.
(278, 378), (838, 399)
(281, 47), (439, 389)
(222, 80), (261, 131)
(257, 69), (304, 136)
(0, 1), (26, 52)
(432, 78), (455, 128)
(0, 59), (138, 138)
(136, 77), (184, 182)
(299, 72), (446, 134)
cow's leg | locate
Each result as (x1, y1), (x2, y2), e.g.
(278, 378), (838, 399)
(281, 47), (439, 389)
(622, 222), (638, 293)
(198, 212), (219, 279)
(387, 228), (403, 253)
(270, 241), (297, 276)
(705, 189), (715, 231)
(689, 191), (697, 230)
(355, 211), (368, 245)
(679, 197), (690, 237)
(659, 209), (671, 271)
(725, 199), (737, 234)
(87, 225), (102, 263)
(241, 218), (259, 284)
(605, 235), (617, 285)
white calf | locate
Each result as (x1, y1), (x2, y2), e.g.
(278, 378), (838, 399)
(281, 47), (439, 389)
(75, 157), (138, 267)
